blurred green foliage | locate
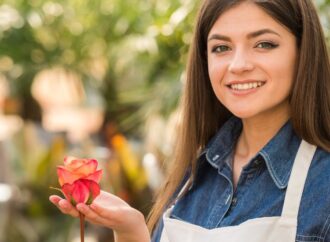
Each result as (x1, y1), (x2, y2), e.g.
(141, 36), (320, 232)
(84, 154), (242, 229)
(0, 0), (198, 135)
(0, 0), (198, 241)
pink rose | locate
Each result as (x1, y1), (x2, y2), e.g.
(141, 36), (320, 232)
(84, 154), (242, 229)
(57, 156), (102, 205)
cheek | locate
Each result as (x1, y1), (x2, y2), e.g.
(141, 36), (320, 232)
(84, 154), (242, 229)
(207, 62), (228, 104)
(208, 58), (227, 86)
(268, 55), (296, 91)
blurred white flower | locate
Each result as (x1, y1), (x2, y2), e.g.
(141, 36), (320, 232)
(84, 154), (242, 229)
(0, 4), (24, 31)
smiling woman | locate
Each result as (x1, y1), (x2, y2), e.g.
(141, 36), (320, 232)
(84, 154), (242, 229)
(148, 0), (330, 242)
(206, 1), (298, 188)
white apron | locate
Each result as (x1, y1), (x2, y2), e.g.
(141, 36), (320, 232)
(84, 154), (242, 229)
(160, 140), (316, 242)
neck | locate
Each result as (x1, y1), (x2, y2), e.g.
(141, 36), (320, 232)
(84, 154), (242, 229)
(235, 108), (290, 160)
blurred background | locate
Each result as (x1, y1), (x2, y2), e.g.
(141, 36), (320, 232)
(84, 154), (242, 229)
(0, 0), (329, 241)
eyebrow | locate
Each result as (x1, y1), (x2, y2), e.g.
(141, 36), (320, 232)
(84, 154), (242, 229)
(207, 28), (281, 42)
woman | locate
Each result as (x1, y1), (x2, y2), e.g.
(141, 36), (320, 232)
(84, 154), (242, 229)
(50, 0), (330, 241)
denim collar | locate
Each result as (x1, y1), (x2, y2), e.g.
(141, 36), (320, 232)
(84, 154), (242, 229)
(201, 116), (301, 189)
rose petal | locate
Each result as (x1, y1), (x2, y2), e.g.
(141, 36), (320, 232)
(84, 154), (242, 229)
(61, 183), (75, 203)
(57, 166), (82, 186)
(64, 156), (87, 171)
(72, 159), (98, 176)
(61, 179), (101, 206)
(64, 156), (80, 167)
(70, 180), (90, 204)
(84, 169), (102, 183)
(80, 179), (101, 204)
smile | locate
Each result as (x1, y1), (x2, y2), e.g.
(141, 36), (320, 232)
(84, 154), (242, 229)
(229, 81), (265, 91)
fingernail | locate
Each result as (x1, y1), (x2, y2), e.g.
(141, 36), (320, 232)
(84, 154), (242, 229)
(76, 204), (84, 211)
(49, 196), (58, 203)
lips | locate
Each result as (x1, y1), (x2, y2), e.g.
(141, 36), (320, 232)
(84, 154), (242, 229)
(226, 80), (266, 91)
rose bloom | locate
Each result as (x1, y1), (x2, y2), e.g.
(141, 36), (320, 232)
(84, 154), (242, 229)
(57, 156), (102, 205)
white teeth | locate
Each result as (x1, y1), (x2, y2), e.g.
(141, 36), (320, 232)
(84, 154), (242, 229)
(230, 82), (264, 90)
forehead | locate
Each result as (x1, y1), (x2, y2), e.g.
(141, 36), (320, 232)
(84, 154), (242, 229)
(208, 2), (288, 37)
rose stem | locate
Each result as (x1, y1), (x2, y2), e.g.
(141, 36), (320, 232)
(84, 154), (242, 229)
(79, 212), (85, 242)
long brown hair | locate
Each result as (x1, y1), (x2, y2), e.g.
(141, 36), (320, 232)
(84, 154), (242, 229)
(147, 0), (330, 232)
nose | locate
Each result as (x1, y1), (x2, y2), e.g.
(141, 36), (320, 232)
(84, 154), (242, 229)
(228, 49), (254, 74)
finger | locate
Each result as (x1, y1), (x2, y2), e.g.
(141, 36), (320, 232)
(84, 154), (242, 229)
(49, 195), (79, 217)
(49, 195), (62, 205)
(89, 203), (112, 218)
(58, 199), (79, 217)
(89, 203), (124, 224)
(76, 203), (108, 225)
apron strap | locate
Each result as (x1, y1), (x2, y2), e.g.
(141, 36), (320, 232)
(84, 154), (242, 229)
(281, 140), (317, 219)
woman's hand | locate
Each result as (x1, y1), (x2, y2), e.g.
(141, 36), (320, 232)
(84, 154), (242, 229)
(49, 191), (150, 242)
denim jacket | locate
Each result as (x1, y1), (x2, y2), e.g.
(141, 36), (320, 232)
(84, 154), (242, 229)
(152, 117), (330, 242)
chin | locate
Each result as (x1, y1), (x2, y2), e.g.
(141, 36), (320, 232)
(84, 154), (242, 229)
(229, 110), (259, 120)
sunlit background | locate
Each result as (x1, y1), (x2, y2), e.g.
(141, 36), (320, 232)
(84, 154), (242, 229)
(0, 0), (329, 241)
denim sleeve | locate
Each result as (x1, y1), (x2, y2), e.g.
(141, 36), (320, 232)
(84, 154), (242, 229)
(151, 217), (164, 242)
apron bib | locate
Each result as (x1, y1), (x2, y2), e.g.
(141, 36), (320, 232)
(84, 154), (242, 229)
(160, 140), (316, 242)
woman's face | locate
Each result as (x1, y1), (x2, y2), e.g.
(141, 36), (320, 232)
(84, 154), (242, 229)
(207, 2), (297, 121)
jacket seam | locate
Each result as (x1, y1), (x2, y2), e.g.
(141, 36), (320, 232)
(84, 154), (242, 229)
(320, 213), (330, 242)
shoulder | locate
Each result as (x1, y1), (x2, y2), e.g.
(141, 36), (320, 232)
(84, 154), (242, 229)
(308, 146), (330, 183)
(305, 146), (330, 202)
(297, 146), (330, 240)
